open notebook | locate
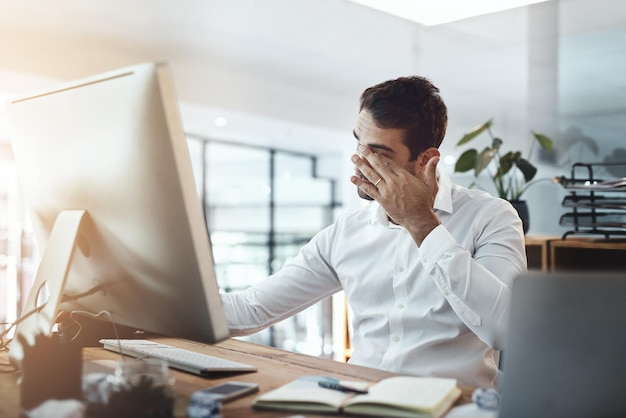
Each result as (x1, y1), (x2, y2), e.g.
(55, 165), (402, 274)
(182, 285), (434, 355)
(252, 375), (461, 418)
(498, 272), (626, 418)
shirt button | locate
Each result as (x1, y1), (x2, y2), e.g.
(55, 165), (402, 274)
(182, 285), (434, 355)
(397, 304), (404, 309)
(398, 267), (405, 273)
(423, 256), (429, 263)
(392, 336), (400, 342)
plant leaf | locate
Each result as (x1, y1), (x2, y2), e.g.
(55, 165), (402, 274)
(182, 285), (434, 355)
(515, 158), (537, 182)
(454, 149), (477, 172)
(496, 151), (515, 178)
(456, 119), (493, 146)
(475, 147), (493, 176)
(532, 132), (554, 152)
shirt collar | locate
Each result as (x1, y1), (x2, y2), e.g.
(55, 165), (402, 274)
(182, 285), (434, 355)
(435, 169), (453, 214)
(373, 168), (454, 227)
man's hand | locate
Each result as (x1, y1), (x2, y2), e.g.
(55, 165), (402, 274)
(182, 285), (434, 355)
(350, 144), (441, 246)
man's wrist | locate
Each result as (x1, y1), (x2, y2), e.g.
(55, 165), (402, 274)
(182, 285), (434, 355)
(406, 212), (441, 247)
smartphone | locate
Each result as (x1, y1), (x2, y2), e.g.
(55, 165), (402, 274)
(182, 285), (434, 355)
(196, 381), (259, 403)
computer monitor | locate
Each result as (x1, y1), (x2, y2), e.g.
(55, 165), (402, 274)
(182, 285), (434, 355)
(6, 62), (230, 365)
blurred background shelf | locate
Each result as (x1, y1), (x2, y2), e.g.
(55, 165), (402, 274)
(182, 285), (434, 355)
(557, 162), (626, 239)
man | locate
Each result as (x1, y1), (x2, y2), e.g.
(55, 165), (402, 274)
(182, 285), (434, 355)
(221, 76), (527, 389)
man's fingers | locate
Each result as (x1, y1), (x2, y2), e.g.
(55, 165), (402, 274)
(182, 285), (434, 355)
(352, 153), (380, 185)
(374, 155), (399, 177)
(357, 145), (398, 178)
(424, 156), (440, 185)
(350, 174), (380, 197)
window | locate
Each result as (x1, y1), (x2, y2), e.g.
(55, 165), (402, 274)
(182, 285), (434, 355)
(188, 135), (342, 357)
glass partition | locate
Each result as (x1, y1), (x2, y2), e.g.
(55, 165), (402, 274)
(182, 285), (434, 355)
(187, 135), (341, 357)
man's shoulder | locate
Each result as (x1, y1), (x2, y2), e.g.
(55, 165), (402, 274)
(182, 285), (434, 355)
(337, 202), (378, 220)
(326, 203), (378, 233)
(450, 183), (512, 211)
(307, 203), (375, 248)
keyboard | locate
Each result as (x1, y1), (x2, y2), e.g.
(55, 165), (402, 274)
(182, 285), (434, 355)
(99, 339), (257, 376)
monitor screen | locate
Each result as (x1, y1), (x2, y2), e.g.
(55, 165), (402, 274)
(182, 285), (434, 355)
(6, 62), (230, 363)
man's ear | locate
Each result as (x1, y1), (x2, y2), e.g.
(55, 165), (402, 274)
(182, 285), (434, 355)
(416, 148), (441, 169)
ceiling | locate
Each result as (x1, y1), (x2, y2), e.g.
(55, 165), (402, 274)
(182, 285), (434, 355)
(1, 0), (625, 162)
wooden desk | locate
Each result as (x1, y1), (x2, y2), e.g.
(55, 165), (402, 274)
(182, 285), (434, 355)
(549, 238), (626, 272)
(525, 235), (557, 271)
(0, 337), (472, 417)
(525, 235), (626, 272)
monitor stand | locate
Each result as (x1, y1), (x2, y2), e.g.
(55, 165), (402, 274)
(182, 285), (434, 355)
(8, 210), (87, 368)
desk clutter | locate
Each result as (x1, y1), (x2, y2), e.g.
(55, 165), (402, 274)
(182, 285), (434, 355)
(10, 335), (479, 418)
(19, 333), (83, 412)
(83, 358), (177, 418)
(19, 335), (179, 418)
(555, 161), (626, 239)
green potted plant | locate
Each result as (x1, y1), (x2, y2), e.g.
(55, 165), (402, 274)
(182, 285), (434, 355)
(454, 119), (554, 233)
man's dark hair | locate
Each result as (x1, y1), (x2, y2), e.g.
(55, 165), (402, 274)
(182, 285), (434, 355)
(359, 76), (448, 161)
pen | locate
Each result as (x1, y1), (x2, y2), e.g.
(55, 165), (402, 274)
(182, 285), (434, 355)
(318, 380), (369, 394)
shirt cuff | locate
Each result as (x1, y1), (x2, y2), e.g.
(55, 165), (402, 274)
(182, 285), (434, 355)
(418, 224), (456, 265)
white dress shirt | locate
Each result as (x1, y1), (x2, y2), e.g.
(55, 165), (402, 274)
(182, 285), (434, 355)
(221, 170), (527, 388)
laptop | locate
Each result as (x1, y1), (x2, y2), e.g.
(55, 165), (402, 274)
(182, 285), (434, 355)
(498, 272), (626, 418)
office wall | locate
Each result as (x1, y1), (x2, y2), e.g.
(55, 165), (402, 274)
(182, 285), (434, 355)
(1, 0), (626, 235)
